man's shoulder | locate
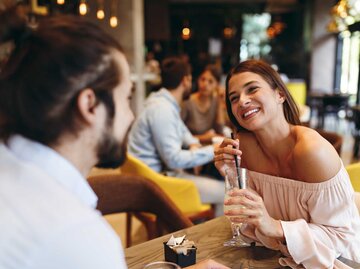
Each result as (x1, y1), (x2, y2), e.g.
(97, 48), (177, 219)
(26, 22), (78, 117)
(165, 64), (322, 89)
(138, 97), (179, 126)
(0, 145), (122, 268)
(146, 96), (174, 112)
(0, 146), (99, 226)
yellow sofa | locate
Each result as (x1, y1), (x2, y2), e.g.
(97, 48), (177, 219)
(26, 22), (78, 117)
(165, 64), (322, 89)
(346, 162), (360, 192)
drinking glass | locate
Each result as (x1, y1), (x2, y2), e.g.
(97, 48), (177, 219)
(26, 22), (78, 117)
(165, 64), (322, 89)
(223, 167), (250, 247)
(143, 261), (181, 269)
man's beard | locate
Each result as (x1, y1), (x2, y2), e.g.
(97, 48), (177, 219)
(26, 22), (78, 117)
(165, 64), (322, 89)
(95, 127), (130, 169)
(182, 86), (191, 101)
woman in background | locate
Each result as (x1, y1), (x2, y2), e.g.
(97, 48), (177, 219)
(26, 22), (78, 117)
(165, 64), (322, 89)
(181, 64), (225, 144)
(214, 59), (360, 268)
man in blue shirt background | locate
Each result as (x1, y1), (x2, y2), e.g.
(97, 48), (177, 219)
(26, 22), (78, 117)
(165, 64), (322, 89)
(128, 57), (224, 216)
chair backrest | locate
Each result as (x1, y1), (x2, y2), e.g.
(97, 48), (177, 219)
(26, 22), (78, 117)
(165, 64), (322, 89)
(88, 174), (193, 232)
(346, 162), (360, 192)
(316, 129), (343, 155)
(121, 154), (210, 215)
(351, 106), (360, 130)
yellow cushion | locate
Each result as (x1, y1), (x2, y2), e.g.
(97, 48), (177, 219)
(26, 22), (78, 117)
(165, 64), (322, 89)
(286, 81), (306, 106)
(121, 154), (211, 215)
(346, 162), (360, 192)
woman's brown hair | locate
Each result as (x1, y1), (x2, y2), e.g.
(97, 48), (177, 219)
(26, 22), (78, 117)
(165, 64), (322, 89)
(225, 59), (301, 131)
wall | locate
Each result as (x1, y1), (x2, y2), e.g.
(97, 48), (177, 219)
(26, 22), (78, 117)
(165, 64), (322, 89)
(85, 0), (146, 115)
(310, 0), (337, 93)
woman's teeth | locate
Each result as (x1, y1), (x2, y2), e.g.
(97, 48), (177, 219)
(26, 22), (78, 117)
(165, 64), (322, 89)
(243, 108), (259, 118)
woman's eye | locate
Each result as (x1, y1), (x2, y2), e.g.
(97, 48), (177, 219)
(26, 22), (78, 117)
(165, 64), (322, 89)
(248, 86), (258, 93)
(230, 96), (239, 103)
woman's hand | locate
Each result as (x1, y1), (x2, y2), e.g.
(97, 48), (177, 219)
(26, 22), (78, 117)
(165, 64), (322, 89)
(224, 188), (284, 240)
(213, 137), (241, 177)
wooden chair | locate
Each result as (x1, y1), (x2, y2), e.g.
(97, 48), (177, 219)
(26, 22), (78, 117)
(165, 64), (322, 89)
(88, 174), (193, 247)
(120, 154), (215, 222)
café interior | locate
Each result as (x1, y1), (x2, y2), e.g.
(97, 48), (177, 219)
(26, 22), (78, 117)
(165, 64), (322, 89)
(1, 0), (360, 268)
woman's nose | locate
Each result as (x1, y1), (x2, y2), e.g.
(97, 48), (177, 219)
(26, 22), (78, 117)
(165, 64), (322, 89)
(239, 95), (251, 108)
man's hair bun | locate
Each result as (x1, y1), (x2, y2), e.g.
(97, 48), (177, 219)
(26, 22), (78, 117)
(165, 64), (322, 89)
(0, 4), (29, 45)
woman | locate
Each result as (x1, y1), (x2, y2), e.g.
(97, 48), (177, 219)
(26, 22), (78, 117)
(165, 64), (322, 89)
(214, 59), (360, 268)
(181, 64), (225, 144)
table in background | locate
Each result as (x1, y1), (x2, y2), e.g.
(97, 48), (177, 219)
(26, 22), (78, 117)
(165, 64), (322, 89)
(307, 93), (351, 129)
(124, 216), (360, 269)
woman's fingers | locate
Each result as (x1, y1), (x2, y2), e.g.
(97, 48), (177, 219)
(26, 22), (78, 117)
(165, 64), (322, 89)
(215, 145), (241, 156)
(220, 137), (239, 148)
(228, 188), (261, 203)
(213, 153), (237, 162)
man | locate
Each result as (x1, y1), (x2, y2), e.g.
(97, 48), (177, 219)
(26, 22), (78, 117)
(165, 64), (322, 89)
(0, 8), (227, 269)
(0, 10), (134, 269)
(128, 57), (224, 216)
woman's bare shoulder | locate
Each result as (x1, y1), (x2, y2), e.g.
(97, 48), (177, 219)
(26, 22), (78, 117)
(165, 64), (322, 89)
(291, 126), (341, 183)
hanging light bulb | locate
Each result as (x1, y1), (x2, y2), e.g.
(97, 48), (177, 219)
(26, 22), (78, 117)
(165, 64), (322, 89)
(79, 1), (87, 16)
(110, 16), (118, 27)
(57, 0), (65, 5)
(182, 27), (191, 40)
(96, 0), (105, 20)
(223, 27), (233, 39)
(109, 0), (118, 27)
(181, 19), (191, 40)
(97, 9), (105, 19)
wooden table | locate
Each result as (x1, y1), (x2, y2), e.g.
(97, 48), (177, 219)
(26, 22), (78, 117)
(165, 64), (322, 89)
(125, 216), (360, 269)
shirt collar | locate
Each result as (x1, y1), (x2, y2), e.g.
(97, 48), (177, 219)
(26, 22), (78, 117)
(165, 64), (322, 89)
(157, 88), (181, 112)
(7, 135), (98, 208)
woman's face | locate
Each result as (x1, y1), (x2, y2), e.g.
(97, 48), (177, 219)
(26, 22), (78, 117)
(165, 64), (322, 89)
(197, 70), (218, 96)
(228, 71), (284, 131)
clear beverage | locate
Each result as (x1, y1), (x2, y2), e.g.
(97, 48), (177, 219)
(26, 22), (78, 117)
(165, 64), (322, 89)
(224, 193), (245, 218)
(223, 168), (250, 247)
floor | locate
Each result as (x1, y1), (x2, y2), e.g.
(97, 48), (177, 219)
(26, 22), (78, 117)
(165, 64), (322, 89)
(105, 114), (360, 248)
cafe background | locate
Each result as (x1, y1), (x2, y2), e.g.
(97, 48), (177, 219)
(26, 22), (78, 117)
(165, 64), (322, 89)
(0, 0), (360, 246)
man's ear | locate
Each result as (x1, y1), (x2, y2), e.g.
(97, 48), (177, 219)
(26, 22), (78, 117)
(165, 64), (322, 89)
(77, 88), (98, 125)
(180, 75), (187, 86)
(181, 74), (191, 87)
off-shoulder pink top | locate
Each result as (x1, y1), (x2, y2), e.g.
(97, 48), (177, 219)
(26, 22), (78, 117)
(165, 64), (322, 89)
(241, 163), (360, 269)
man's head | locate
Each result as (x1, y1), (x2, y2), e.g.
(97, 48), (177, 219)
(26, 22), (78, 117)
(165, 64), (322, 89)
(0, 10), (134, 168)
(160, 56), (192, 100)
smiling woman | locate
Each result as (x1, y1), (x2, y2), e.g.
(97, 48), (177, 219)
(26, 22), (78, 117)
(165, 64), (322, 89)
(213, 59), (360, 268)
(225, 60), (300, 132)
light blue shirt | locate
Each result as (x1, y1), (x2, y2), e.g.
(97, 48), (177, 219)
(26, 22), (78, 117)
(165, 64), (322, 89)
(0, 135), (126, 269)
(128, 88), (214, 172)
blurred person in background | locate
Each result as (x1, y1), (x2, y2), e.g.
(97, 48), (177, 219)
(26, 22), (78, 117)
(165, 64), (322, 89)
(128, 56), (224, 216)
(0, 6), (227, 269)
(181, 64), (226, 145)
